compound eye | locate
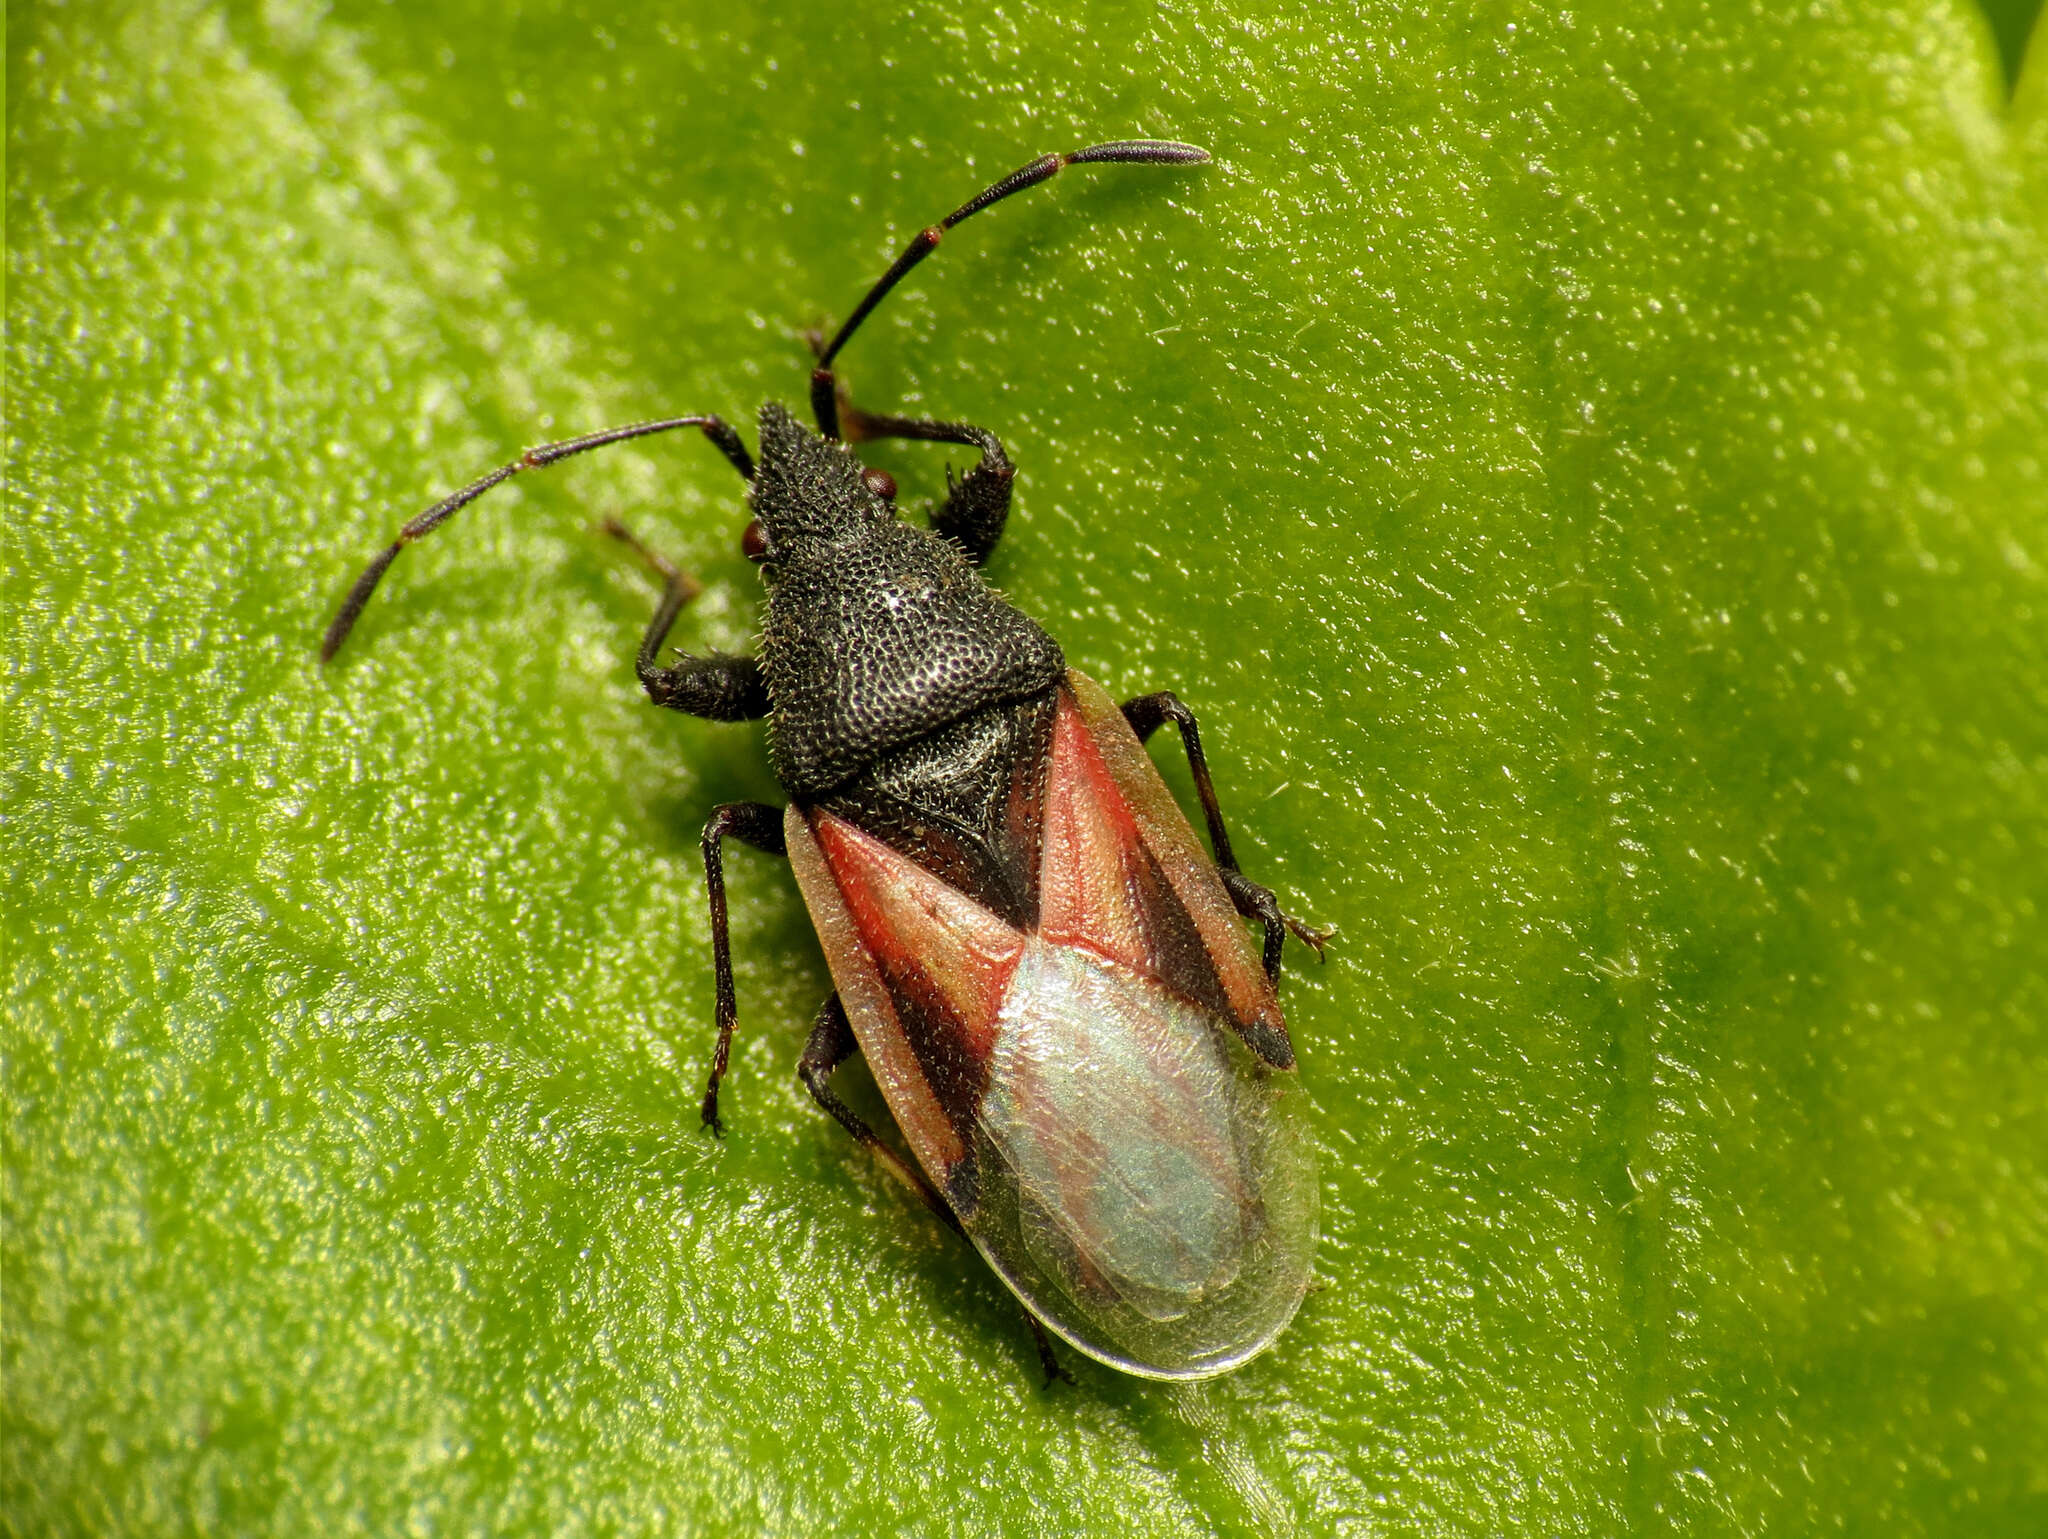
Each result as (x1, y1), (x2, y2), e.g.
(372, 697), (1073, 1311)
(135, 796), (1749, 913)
(862, 467), (898, 502)
(741, 518), (769, 562)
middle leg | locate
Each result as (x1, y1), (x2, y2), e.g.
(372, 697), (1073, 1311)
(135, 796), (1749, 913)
(699, 801), (788, 1134)
(1123, 690), (1328, 981)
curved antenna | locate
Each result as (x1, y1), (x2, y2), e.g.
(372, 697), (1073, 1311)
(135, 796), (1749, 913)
(809, 139), (1209, 438)
(319, 415), (753, 663)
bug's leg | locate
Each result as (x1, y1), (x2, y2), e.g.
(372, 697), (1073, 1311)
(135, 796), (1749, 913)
(798, 995), (962, 1232)
(806, 139), (1208, 442)
(321, 414), (754, 662)
(834, 399), (1015, 566)
(1122, 691), (1329, 981)
(700, 801), (788, 1135)
(1026, 1318), (1074, 1389)
(601, 519), (770, 720)
(798, 994), (1073, 1388)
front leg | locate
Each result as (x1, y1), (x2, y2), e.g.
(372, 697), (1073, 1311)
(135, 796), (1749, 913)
(818, 378), (1016, 566)
(1123, 691), (1328, 981)
(700, 802), (788, 1133)
(603, 518), (770, 720)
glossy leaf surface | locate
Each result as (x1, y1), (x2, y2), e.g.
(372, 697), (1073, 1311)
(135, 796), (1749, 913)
(8, 1), (2047, 1533)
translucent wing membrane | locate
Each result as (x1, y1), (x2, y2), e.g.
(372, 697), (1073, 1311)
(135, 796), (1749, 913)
(785, 670), (1318, 1378)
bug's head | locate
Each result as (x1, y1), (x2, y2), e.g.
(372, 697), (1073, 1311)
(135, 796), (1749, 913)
(744, 402), (897, 564)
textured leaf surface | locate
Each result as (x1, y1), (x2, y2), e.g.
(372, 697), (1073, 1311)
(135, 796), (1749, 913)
(7, 1), (2046, 1534)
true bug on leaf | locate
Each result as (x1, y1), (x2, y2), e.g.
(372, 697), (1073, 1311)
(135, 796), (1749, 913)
(323, 140), (1326, 1381)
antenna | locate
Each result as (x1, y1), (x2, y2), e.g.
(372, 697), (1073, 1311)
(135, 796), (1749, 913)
(809, 139), (1209, 439)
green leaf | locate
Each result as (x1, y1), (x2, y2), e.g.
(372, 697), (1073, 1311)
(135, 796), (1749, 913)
(8, 1), (2046, 1533)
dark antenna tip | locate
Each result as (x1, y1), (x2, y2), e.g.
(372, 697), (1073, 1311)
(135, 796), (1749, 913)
(319, 541), (403, 664)
(1066, 139), (1211, 167)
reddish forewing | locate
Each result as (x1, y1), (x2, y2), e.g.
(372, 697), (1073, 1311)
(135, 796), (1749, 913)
(1055, 670), (1284, 1044)
(782, 668), (1293, 1201)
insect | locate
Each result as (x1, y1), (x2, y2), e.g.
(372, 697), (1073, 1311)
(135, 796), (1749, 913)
(323, 139), (1325, 1381)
